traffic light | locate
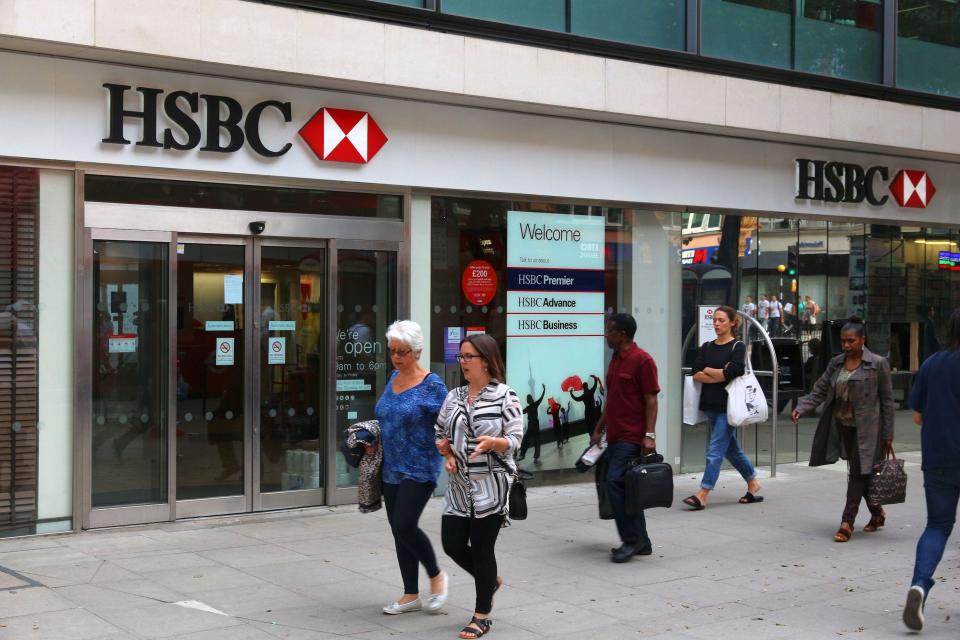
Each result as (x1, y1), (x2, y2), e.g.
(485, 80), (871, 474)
(787, 245), (799, 277)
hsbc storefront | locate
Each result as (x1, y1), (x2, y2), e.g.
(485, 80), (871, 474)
(0, 49), (958, 533)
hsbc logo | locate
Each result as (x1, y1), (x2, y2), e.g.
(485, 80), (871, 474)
(101, 84), (387, 164)
(796, 159), (936, 209)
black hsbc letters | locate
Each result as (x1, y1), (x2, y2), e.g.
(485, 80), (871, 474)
(796, 158), (889, 206)
(102, 84), (292, 157)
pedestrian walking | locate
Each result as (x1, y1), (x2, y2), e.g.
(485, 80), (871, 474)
(590, 313), (659, 563)
(902, 308), (960, 632)
(758, 294), (771, 333)
(769, 295), (783, 336)
(435, 333), (523, 638)
(792, 317), (894, 543)
(682, 306), (762, 510)
(376, 320), (450, 615)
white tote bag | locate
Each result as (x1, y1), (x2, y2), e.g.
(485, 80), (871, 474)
(683, 375), (707, 425)
(726, 345), (769, 426)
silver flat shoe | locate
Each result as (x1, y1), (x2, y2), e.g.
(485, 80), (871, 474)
(423, 571), (449, 613)
(382, 598), (422, 615)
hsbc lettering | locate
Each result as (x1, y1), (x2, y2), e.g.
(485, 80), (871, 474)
(795, 158), (888, 205)
(102, 84), (293, 157)
(796, 159), (936, 209)
(101, 84), (388, 163)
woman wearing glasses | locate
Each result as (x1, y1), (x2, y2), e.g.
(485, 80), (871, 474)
(375, 320), (450, 615)
(436, 334), (523, 639)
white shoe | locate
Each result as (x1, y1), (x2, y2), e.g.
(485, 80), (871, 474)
(903, 585), (926, 632)
(423, 571), (449, 613)
(382, 598), (422, 615)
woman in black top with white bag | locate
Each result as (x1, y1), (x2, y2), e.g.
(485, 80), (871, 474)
(683, 306), (763, 510)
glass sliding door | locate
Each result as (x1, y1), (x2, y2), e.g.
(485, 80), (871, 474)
(333, 245), (397, 493)
(91, 240), (169, 512)
(258, 244), (327, 507)
(176, 242), (247, 507)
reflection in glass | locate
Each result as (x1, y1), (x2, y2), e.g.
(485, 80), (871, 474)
(92, 241), (167, 507)
(897, 0), (960, 97)
(795, 0), (881, 82)
(570, 0), (685, 50)
(701, 0), (791, 68)
(259, 247), (326, 493)
(335, 250), (397, 487)
(176, 244), (245, 500)
(442, 0), (566, 31)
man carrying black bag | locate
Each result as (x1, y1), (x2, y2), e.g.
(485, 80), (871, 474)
(590, 314), (660, 563)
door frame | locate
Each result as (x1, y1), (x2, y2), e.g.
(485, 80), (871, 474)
(79, 204), (404, 528)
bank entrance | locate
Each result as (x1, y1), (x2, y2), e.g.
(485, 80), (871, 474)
(79, 176), (403, 528)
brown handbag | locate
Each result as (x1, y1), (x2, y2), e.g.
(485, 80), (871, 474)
(866, 445), (907, 505)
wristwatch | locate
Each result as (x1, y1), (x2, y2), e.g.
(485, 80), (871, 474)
(645, 432), (656, 439)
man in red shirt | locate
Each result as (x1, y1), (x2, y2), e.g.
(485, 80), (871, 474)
(591, 314), (660, 563)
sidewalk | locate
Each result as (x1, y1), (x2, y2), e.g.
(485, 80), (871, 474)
(0, 453), (956, 639)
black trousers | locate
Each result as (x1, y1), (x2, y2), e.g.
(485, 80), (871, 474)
(840, 425), (883, 525)
(441, 514), (503, 615)
(383, 480), (440, 594)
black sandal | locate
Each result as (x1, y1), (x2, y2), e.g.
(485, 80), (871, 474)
(682, 495), (705, 510)
(459, 616), (492, 638)
(739, 492), (765, 504)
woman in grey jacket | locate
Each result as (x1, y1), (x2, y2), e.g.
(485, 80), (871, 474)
(792, 318), (894, 542)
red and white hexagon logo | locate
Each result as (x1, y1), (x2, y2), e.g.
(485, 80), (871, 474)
(889, 170), (936, 208)
(298, 107), (387, 164)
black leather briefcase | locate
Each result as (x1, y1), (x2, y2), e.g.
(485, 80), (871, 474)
(625, 455), (674, 514)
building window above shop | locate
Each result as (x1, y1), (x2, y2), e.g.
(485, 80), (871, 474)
(897, 0), (960, 97)
(84, 176), (402, 219)
(570, 0), (685, 51)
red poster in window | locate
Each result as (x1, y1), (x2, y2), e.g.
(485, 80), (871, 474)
(461, 260), (497, 306)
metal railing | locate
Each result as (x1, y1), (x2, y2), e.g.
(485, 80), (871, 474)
(681, 311), (780, 477)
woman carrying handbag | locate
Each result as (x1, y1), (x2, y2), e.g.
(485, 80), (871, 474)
(682, 306), (763, 510)
(435, 333), (523, 639)
(792, 317), (894, 543)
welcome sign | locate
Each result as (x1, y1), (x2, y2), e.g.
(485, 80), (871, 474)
(506, 211), (605, 438)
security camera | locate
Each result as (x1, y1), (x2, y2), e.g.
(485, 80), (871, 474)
(249, 221), (266, 235)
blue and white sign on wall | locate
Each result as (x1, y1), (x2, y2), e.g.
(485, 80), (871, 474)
(506, 211), (605, 438)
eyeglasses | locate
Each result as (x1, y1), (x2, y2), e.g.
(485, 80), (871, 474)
(389, 349), (412, 357)
(456, 353), (483, 363)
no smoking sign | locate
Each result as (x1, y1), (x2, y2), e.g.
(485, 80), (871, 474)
(268, 337), (286, 365)
(215, 337), (235, 366)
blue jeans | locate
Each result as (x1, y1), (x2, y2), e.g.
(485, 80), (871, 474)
(911, 467), (960, 593)
(605, 441), (650, 548)
(701, 411), (757, 491)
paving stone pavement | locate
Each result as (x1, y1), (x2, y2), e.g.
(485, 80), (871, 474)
(0, 452), (957, 639)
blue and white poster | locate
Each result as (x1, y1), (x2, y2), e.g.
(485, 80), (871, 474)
(506, 211), (606, 461)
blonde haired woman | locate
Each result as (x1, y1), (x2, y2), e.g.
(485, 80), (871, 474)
(376, 320), (450, 614)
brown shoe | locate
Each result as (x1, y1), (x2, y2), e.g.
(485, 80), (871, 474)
(834, 522), (853, 542)
(864, 511), (886, 533)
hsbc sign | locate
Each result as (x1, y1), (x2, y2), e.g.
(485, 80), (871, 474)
(795, 158), (936, 209)
(101, 84), (387, 164)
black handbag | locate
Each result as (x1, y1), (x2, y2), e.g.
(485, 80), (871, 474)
(625, 453), (674, 514)
(492, 453), (527, 520)
(866, 446), (907, 506)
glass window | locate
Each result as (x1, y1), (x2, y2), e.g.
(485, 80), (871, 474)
(795, 0), (882, 82)
(701, 0), (791, 68)
(570, 0), (685, 50)
(897, 0), (960, 97)
(85, 176), (402, 219)
(430, 198), (657, 477)
(373, 0), (425, 6)
(442, 0), (566, 31)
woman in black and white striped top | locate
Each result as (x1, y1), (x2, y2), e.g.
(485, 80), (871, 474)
(435, 333), (523, 639)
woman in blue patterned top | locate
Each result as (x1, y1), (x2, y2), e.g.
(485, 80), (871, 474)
(375, 320), (450, 615)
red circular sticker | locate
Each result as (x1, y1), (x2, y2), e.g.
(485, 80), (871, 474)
(461, 260), (497, 306)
